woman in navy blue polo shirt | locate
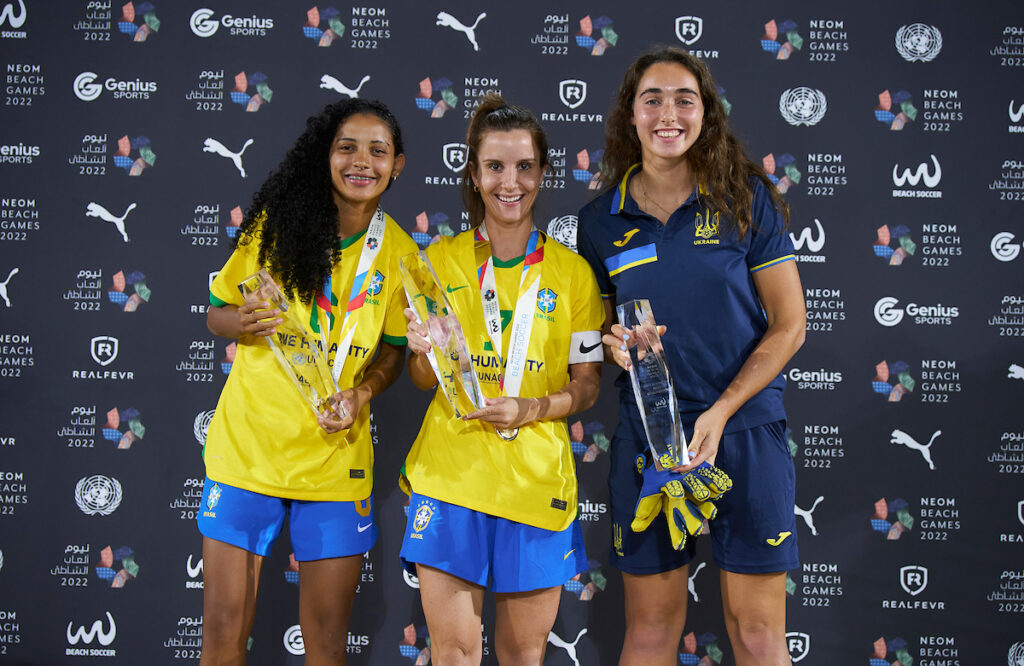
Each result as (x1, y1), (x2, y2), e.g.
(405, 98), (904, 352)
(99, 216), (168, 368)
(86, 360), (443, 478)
(577, 45), (806, 665)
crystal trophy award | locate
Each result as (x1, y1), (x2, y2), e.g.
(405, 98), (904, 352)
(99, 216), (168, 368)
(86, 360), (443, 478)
(399, 251), (501, 431)
(237, 269), (346, 420)
(616, 299), (688, 470)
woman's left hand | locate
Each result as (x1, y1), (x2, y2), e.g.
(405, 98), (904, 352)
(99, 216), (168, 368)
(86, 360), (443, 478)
(317, 388), (364, 434)
(674, 405), (728, 472)
(463, 396), (540, 430)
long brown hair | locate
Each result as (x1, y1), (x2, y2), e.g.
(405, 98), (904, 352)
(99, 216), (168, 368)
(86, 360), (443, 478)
(461, 94), (549, 227)
(603, 45), (788, 238)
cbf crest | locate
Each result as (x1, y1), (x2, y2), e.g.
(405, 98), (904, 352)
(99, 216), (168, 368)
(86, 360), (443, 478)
(537, 288), (557, 314)
(412, 499), (437, 533)
(207, 483), (222, 510)
(367, 270), (384, 296)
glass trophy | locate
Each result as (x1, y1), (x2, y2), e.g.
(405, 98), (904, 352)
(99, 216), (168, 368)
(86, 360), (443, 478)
(238, 269), (346, 420)
(616, 299), (688, 469)
(399, 251), (514, 437)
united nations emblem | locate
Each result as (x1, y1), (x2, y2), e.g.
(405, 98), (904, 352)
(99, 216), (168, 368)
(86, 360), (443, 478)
(537, 288), (557, 314)
(779, 87), (827, 126)
(207, 483), (222, 510)
(895, 23), (942, 62)
(413, 502), (435, 532)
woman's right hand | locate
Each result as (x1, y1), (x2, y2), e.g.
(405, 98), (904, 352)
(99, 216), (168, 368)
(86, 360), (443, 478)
(404, 308), (431, 355)
(237, 300), (281, 337)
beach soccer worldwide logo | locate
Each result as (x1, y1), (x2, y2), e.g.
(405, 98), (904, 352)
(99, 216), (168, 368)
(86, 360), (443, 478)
(575, 15), (617, 55)
(303, 6), (345, 46)
(414, 76), (457, 118)
(874, 225), (916, 265)
(872, 360), (914, 402)
(230, 72), (272, 112)
(760, 18), (802, 59)
(870, 497), (913, 540)
(874, 89), (917, 130)
(118, 2), (160, 41)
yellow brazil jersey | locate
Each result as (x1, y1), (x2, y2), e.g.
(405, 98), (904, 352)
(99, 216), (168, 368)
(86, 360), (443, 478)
(403, 228), (604, 531)
(204, 213), (416, 501)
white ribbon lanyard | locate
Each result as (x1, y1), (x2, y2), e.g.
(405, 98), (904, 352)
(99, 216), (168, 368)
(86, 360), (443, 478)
(474, 224), (543, 399)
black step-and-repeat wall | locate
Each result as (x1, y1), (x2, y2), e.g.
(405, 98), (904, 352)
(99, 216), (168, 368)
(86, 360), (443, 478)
(1, 1), (1022, 664)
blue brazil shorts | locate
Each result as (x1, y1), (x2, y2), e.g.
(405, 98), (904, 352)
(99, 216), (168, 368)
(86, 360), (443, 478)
(609, 407), (799, 575)
(196, 478), (377, 560)
(400, 492), (588, 593)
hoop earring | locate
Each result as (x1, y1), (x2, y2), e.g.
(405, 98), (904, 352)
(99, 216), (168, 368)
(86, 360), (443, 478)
(473, 185), (479, 192)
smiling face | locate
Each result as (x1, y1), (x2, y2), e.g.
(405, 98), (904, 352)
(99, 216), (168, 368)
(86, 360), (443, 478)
(329, 113), (404, 210)
(631, 61), (704, 164)
(471, 129), (544, 231)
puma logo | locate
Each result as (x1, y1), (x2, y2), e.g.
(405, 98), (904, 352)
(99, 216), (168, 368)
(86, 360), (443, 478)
(203, 137), (254, 178)
(319, 73), (370, 98)
(85, 202), (137, 243)
(435, 11), (486, 51)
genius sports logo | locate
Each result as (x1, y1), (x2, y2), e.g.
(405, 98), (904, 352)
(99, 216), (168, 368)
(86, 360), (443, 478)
(303, 6), (344, 46)
(873, 296), (959, 327)
(412, 211), (455, 248)
(870, 636), (913, 666)
(569, 420), (609, 461)
(414, 76), (457, 118)
(760, 18), (802, 59)
(230, 72), (272, 112)
(572, 147), (603, 189)
(190, 8), (273, 38)
(678, 632), (725, 665)
(117, 2), (159, 41)
(575, 15), (617, 55)
(73, 72), (157, 102)
(874, 89), (917, 130)
(870, 497), (914, 540)
(102, 407), (145, 449)
(108, 270), (152, 311)
(873, 225), (915, 265)
(94, 545), (140, 588)
(872, 360), (914, 402)
(763, 153), (801, 194)
(992, 232), (1021, 262)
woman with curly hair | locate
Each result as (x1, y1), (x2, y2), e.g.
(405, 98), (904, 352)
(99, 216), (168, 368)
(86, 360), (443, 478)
(576, 46), (805, 665)
(400, 95), (605, 664)
(198, 99), (416, 665)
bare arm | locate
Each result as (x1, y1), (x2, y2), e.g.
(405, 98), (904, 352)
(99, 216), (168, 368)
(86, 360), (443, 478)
(206, 300), (281, 339)
(681, 260), (805, 469)
(464, 361), (602, 430)
(403, 308), (440, 391)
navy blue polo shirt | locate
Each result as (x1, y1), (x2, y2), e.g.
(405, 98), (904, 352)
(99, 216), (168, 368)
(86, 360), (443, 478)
(577, 165), (795, 434)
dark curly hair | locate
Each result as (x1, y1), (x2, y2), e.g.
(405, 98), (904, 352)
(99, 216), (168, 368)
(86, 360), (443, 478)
(461, 94), (549, 227)
(235, 99), (404, 302)
(602, 45), (788, 239)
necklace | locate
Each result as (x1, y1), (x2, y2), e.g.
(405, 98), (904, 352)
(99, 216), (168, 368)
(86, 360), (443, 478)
(637, 173), (678, 219)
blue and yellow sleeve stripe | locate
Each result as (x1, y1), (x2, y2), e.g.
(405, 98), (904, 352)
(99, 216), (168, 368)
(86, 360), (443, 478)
(749, 254), (796, 273)
(605, 243), (658, 277)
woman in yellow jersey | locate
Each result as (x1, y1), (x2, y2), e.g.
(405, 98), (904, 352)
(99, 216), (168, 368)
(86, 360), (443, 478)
(400, 95), (605, 665)
(198, 99), (417, 665)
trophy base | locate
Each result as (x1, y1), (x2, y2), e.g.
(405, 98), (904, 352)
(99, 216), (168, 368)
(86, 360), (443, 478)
(315, 397), (349, 421)
(496, 426), (518, 441)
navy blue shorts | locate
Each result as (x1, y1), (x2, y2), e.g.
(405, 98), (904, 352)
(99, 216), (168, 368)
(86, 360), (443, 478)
(609, 405), (798, 574)
(400, 492), (588, 593)
(196, 478), (377, 560)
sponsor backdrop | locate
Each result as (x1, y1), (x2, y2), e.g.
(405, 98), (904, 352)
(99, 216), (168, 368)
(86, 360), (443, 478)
(0, 1), (1022, 664)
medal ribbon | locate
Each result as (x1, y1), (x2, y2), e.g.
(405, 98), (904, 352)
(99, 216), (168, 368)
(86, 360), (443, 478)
(311, 207), (387, 384)
(473, 224), (544, 397)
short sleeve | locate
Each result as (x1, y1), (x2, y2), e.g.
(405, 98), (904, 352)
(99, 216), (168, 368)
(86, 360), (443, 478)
(570, 257), (605, 334)
(746, 181), (796, 273)
(381, 247), (412, 346)
(576, 205), (615, 298)
(209, 238), (260, 307)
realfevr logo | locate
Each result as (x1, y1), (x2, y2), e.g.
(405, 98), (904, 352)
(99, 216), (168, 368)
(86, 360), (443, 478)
(874, 89), (917, 130)
(896, 23), (942, 62)
(674, 15), (701, 46)
(871, 636), (913, 666)
(559, 79), (587, 109)
(576, 15), (616, 55)
(786, 632), (810, 662)
(75, 475), (123, 516)
(992, 232), (1020, 262)
(874, 296), (959, 327)
(761, 18), (802, 59)
(91, 335), (119, 366)
(763, 153), (800, 193)
(415, 76), (457, 118)
(191, 8), (273, 38)
(73, 72), (157, 102)
(779, 87), (826, 126)
(442, 142), (467, 173)
(303, 6), (344, 46)
(117, 2), (159, 42)
(900, 564), (928, 596)
(230, 72), (272, 112)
